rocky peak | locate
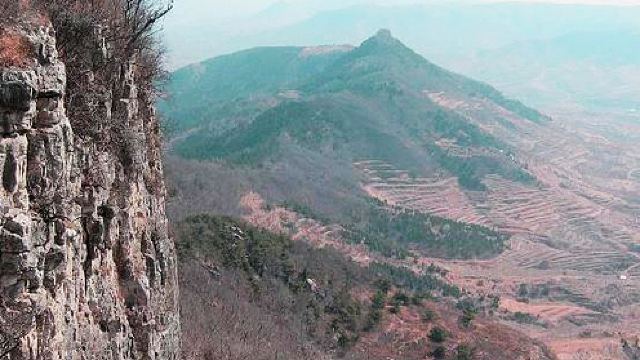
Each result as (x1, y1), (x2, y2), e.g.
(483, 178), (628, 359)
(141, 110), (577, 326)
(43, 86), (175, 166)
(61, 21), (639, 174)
(0, 19), (180, 360)
(359, 28), (410, 53)
(374, 28), (394, 41)
(333, 28), (425, 72)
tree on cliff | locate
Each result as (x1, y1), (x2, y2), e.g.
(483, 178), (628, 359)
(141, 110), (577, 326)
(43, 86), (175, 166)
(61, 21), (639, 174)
(30, 0), (174, 164)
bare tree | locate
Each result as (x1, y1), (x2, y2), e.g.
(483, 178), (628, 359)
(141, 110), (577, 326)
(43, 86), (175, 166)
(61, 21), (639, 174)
(25, 0), (174, 165)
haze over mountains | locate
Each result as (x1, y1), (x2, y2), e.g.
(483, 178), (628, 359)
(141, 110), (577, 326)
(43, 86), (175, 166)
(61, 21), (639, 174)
(162, 29), (543, 214)
(163, 2), (640, 112)
(161, 28), (640, 359)
(4, 2), (639, 360)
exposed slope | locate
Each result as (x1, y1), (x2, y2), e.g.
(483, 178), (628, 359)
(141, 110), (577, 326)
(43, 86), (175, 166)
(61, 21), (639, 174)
(177, 214), (556, 360)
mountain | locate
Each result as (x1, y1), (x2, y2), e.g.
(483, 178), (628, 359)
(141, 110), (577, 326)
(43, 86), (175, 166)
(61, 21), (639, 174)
(163, 3), (640, 113)
(163, 29), (640, 360)
(164, 30), (543, 192)
(163, 29), (546, 247)
(161, 45), (352, 131)
(448, 30), (640, 111)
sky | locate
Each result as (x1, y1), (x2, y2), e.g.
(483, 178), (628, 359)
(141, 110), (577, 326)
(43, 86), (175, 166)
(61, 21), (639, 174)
(170, 0), (640, 18)
(161, 0), (640, 69)
(165, 0), (640, 23)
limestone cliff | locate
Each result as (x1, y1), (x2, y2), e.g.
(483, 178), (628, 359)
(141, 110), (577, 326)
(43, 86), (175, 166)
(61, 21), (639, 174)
(0, 19), (180, 360)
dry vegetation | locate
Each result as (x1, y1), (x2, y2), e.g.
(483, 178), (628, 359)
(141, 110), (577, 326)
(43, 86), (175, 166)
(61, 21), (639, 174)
(175, 213), (556, 360)
(0, 30), (32, 68)
(2, 0), (173, 163)
(0, 0), (172, 356)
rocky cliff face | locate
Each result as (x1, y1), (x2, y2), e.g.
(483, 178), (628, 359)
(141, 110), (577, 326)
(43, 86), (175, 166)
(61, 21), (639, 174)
(0, 20), (180, 360)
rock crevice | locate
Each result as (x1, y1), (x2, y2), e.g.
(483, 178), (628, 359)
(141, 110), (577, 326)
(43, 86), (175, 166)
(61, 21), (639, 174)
(0, 20), (180, 360)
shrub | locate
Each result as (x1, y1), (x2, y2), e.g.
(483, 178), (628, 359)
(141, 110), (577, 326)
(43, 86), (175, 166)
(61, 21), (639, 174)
(429, 326), (448, 343)
(411, 294), (423, 306)
(391, 292), (410, 307)
(512, 311), (539, 325)
(371, 291), (386, 310)
(374, 278), (391, 294)
(23, 0), (174, 164)
(363, 309), (381, 331)
(517, 283), (529, 298)
(453, 344), (474, 360)
(460, 309), (476, 328)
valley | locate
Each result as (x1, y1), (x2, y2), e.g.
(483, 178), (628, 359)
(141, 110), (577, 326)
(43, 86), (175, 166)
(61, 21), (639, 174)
(161, 30), (640, 360)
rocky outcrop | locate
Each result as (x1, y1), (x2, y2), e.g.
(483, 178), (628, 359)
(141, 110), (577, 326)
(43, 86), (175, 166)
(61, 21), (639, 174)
(0, 20), (179, 360)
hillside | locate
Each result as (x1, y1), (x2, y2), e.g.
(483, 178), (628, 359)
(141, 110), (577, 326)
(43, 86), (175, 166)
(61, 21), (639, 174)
(160, 45), (352, 132)
(164, 30), (542, 192)
(163, 29), (609, 263)
(163, 30), (548, 262)
(163, 30), (640, 360)
(177, 214), (555, 360)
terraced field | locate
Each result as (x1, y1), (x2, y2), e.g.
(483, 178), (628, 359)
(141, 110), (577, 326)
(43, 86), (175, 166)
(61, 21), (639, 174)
(357, 161), (638, 264)
(352, 95), (640, 359)
(355, 160), (489, 226)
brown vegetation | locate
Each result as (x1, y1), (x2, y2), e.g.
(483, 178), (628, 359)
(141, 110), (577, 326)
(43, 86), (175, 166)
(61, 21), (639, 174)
(4, 0), (172, 164)
(0, 30), (31, 68)
(175, 213), (556, 360)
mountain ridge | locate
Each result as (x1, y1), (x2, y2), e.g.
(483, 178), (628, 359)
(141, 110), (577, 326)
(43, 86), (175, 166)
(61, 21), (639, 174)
(166, 29), (547, 186)
(163, 29), (544, 232)
(163, 27), (640, 360)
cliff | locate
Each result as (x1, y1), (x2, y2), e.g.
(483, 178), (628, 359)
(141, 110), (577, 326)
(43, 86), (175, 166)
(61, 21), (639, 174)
(0, 17), (180, 360)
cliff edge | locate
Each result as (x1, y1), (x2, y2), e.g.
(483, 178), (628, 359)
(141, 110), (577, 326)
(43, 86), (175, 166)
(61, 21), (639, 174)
(0, 13), (180, 360)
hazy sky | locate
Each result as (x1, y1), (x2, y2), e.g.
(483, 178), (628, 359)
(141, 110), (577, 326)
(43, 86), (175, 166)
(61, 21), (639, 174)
(162, 0), (640, 69)
(167, 0), (640, 23)
(176, 0), (640, 16)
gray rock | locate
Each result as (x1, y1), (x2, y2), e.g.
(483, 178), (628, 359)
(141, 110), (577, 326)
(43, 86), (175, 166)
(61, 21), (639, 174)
(0, 22), (180, 360)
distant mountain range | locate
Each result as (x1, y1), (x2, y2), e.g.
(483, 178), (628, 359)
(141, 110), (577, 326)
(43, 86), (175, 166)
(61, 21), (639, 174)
(163, 2), (640, 112)
(448, 31), (640, 111)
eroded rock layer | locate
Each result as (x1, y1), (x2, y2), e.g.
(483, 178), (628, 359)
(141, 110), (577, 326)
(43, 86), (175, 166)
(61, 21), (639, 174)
(0, 21), (179, 360)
